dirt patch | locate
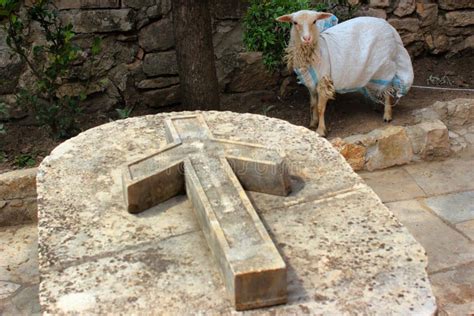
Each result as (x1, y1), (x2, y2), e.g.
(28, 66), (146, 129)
(1, 55), (473, 174)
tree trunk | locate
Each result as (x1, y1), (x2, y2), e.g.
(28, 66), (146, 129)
(172, 0), (220, 110)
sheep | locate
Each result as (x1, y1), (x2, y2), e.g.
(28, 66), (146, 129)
(276, 10), (414, 137)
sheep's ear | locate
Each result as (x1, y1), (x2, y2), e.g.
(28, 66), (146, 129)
(316, 12), (333, 20)
(276, 14), (293, 23)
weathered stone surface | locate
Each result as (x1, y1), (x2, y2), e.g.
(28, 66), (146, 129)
(365, 126), (414, 171)
(430, 262), (474, 315)
(388, 17), (420, 33)
(414, 98), (474, 129)
(37, 112), (435, 314)
(406, 120), (450, 160)
(143, 51), (178, 76)
(369, 0), (389, 8)
(417, 3), (438, 27)
(122, 0), (155, 9)
(404, 158), (474, 195)
(0, 168), (37, 201)
(456, 220), (474, 241)
(123, 115), (290, 309)
(142, 85), (180, 107)
(226, 52), (279, 93)
(136, 77), (179, 90)
(425, 191), (474, 224)
(394, 0), (415, 17)
(358, 168), (425, 203)
(330, 138), (366, 171)
(60, 9), (135, 33)
(0, 224), (40, 314)
(0, 197), (37, 227)
(139, 19), (174, 52)
(445, 11), (474, 27)
(438, 0), (474, 10)
(355, 7), (387, 19)
(386, 199), (474, 272)
(25, 0), (120, 9)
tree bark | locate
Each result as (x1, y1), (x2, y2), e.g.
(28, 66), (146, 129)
(172, 0), (220, 110)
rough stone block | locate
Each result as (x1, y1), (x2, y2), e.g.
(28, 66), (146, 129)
(438, 0), (474, 10)
(60, 9), (135, 33)
(445, 11), (474, 27)
(369, 0), (390, 8)
(388, 17), (420, 33)
(406, 119), (450, 160)
(139, 19), (175, 52)
(417, 3), (438, 27)
(142, 85), (181, 107)
(365, 126), (414, 171)
(394, 0), (415, 17)
(330, 138), (366, 171)
(143, 51), (178, 76)
(0, 168), (37, 201)
(0, 198), (37, 227)
(0, 29), (24, 95)
(136, 77), (179, 90)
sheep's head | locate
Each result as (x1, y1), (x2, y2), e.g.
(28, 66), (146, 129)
(276, 10), (333, 46)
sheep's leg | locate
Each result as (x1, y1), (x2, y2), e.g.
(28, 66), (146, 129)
(316, 77), (335, 137)
(309, 91), (319, 128)
(316, 95), (328, 136)
(383, 93), (393, 123)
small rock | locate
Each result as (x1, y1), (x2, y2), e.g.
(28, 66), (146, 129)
(406, 120), (450, 160)
(388, 18), (420, 33)
(139, 19), (175, 52)
(394, 0), (415, 17)
(143, 51), (178, 77)
(365, 126), (413, 171)
(369, 0), (389, 8)
(445, 11), (474, 27)
(417, 3), (438, 27)
(330, 138), (367, 171)
(438, 0), (474, 10)
(136, 77), (179, 90)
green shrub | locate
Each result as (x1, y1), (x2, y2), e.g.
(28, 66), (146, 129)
(242, 0), (360, 71)
(0, 0), (102, 139)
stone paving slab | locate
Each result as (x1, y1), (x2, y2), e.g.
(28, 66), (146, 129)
(425, 191), (474, 224)
(456, 220), (474, 241)
(37, 111), (436, 314)
(358, 168), (426, 202)
(429, 262), (474, 316)
(404, 158), (474, 196)
(386, 199), (474, 273)
(0, 224), (40, 315)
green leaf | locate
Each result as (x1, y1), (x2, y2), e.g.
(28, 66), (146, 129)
(91, 37), (102, 56)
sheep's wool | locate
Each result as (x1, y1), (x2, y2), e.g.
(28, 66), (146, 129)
(295, 17), (414, 103)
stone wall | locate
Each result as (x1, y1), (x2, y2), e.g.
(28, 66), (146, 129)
(356, 0), (474, 57)
(0, 168), (37, 226)
(0, 0), (472, 115)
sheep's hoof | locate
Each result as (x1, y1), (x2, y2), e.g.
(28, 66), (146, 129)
(383, 117), (392, 123)
(316, 128), (327, 137)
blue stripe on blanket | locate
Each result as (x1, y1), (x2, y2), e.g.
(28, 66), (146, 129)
(308, 67), (318, 87)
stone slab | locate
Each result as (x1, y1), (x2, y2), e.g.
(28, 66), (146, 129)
(386, 199), (474, 273)
(358, 168), (426, 202)
(456, 220), (474, 241)
(404, 159), (474, 195)
(429, 262), (474, 315)
(425, 191), (474, 224)
(0, 224), (40, 315)
(37, 111), (436, 314)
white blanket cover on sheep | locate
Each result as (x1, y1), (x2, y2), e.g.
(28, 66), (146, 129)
(295, 17), (414, 103)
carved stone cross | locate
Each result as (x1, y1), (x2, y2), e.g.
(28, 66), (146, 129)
(122, 114), (291, 310)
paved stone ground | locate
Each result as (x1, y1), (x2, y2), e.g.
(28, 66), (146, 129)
(359, 156), (474, 315)
(1, 157), (473, 314)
